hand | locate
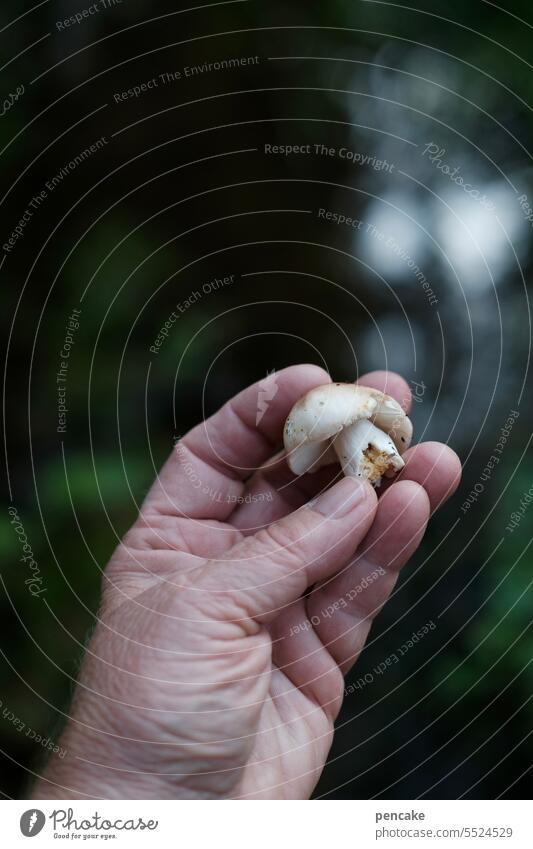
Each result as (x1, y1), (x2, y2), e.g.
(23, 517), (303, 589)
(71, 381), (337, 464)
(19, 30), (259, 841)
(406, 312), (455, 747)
(34, 365), (461, 800)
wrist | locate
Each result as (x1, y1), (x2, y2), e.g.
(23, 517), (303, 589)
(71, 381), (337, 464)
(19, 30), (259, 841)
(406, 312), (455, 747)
(31, 704), (179, 799)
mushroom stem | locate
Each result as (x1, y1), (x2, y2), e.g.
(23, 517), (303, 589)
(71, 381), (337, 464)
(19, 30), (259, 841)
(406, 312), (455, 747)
(332, 419), (404, 485)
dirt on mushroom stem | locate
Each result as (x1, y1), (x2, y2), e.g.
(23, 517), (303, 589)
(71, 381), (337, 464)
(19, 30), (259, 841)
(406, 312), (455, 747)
(283, 382), (412, 483)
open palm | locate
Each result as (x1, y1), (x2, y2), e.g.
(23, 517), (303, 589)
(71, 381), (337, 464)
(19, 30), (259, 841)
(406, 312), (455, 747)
(35, 365), (460, 800)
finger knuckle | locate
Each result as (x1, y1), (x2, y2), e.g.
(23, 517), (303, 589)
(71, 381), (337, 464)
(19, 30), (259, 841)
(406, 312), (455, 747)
(258, 511), (318, 564)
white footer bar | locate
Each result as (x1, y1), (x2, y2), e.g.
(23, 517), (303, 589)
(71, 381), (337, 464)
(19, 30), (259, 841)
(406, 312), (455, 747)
(3, 800), (530, 848)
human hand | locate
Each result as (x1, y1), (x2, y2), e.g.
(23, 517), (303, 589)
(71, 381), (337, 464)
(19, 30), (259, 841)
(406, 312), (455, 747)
(33, 365), (461, 800)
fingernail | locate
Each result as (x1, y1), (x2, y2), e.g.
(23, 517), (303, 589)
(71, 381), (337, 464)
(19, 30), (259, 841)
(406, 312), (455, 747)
(311, 477), (372, 518)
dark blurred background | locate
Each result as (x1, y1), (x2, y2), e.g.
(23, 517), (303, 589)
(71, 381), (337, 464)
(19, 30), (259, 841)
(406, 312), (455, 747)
(1, 0), (532, 799)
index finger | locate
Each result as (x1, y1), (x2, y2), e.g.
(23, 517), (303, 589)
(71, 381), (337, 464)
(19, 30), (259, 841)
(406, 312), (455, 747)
(142, 364), (331, 520)
(357, 370), (412, 414)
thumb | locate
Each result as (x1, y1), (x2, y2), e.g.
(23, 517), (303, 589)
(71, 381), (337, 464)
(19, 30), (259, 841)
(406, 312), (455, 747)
(195, 477), (377, 624)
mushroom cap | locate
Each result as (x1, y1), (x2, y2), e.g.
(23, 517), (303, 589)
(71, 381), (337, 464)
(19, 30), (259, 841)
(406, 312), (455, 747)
(283, 382), (412, 475)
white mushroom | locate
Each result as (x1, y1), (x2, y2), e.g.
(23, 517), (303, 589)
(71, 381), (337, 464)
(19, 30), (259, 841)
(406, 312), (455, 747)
(283, 382), (412, 486)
